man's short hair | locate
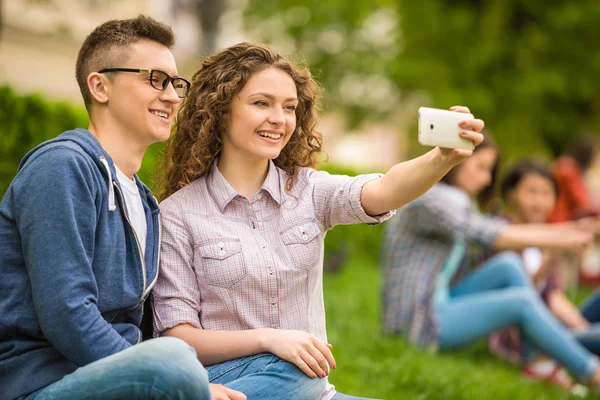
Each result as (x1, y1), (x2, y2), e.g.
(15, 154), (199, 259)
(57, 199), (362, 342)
(75, 15), (175, 111)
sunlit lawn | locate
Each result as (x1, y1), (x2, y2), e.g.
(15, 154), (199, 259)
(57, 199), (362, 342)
(323, 259), (595, 400)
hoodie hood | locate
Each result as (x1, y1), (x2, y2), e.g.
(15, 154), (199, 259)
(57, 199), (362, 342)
(19, 128), (157, 212)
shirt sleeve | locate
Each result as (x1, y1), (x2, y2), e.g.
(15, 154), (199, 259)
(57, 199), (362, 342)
(153, 198), (203, 336)
(14, 148), (132, 367)
(309, 170), (395, 230)
(411, 189), (508, 249)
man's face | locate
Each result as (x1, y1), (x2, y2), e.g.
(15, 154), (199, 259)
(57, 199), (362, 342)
(104, 39), (181, 147)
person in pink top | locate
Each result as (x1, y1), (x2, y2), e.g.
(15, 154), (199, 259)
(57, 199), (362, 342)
(152, 42), (484, 400)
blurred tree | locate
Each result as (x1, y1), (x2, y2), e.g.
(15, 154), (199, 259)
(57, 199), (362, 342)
(243, 0), (600, 159)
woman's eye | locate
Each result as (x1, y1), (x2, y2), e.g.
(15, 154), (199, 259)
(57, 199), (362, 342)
(286, 105), (297, 111)
(254, 101), (268, 107)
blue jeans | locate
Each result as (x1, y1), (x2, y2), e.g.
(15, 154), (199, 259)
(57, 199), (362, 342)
(436, 252), (599, 381)
(207, 353), (377, 400)
(576, 290), (600, 355)
(581, 290), (600, 323)
(24, 337), (210, 400)
(207, 353), (327, 400)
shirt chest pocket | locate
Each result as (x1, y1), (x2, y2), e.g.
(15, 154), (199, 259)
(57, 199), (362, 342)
(198, 239), (246, 288)
(280, 220), (322, 270)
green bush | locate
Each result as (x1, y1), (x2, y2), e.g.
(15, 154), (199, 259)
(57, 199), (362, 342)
(0, 86), (89, 196)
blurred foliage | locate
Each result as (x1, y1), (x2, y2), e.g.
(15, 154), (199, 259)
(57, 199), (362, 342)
(0, 86), (88, 196)
(244, 0), (600, 161)
(0, 85), (164, 197)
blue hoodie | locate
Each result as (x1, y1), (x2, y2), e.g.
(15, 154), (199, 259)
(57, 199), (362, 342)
(0, 129), (161, 400)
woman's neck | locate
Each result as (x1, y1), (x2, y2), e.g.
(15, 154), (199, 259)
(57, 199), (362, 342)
(218, 151), (269, 200)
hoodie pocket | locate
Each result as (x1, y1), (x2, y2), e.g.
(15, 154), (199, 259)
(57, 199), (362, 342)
(199, 239), (246, 288)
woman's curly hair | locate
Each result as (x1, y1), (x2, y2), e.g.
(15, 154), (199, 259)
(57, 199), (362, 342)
(158, 42), (323, 201)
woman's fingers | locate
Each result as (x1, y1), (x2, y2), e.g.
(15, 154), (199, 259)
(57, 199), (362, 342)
(460, 129), (484, 146)
(305, 343), (331, 376)
(460, 118), (485, 133)
(450, 105), (471, 114)
(299, 348), (328, 378)
(452, 149), (474, 159)
(313, 340), (337, 370)
(291, 353), (319, 378)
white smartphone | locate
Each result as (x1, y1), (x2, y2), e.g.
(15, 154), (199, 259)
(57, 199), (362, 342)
(418, 107), (475, 150)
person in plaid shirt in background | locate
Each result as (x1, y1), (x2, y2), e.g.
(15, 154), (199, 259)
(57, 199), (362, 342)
(151, 42), (484, 400)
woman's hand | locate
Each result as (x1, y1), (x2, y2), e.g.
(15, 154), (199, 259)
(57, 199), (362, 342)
(210, 384), (247, 400)
(261, 329), (336, 379)
(438, 105), (485, 167)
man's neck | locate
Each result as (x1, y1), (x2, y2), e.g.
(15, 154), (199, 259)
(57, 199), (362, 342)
(217, 151), (269, 200)
(88, 120), (146, 179)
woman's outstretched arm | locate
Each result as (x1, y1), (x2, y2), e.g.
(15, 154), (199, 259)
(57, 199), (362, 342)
(361, 106), (484, 216)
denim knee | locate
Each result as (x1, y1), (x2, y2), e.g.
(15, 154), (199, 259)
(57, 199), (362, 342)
(276, 358), (328, 400)
(495, 251), (528, 280)
(137, 337), (210, 399)
(511, 287), (543, 315)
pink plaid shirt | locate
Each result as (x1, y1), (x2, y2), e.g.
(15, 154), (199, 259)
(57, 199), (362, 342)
(153, 160), (393, 341)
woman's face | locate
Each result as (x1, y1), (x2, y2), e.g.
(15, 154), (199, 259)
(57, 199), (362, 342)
(454, 147), (497, 198)
(508, 172), (557, 223)
(222, 67), (298, 164)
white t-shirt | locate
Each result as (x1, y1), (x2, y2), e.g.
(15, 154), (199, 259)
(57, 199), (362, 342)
(115, 166), (147, 256)
(522, 247), (543, 276)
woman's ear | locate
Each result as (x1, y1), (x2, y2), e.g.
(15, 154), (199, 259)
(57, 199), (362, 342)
(87, 72), (110, 105)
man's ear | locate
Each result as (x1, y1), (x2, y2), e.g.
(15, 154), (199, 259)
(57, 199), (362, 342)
(88, 72), (110, 104)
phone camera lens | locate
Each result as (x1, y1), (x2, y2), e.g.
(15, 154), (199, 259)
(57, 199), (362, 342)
(430, 124), (434, 130)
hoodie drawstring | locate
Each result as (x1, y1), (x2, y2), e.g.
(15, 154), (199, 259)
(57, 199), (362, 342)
(99, 156), (116, 212)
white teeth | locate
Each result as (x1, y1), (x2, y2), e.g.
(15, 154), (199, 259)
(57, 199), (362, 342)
(150, 110), (169, 119)
(257, 131), (281, 139)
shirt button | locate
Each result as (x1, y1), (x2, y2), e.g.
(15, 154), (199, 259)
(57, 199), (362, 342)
(302, 235), (309, 240)
(219, 251), (226, 256)
(217, 242), (224, 248)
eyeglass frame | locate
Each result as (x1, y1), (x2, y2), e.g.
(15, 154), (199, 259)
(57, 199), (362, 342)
(97, 68), (191, 98)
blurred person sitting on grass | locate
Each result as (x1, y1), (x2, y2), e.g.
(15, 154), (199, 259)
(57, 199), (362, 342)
(502, 159), (600, 343)
(486, 160), (600, 381)
(0, 15), (244, 400)
(382, 136), (600, 392)
(153, 42), (484, 400)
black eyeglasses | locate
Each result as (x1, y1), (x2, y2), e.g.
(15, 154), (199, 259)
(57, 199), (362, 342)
(98, 68), (191, 98)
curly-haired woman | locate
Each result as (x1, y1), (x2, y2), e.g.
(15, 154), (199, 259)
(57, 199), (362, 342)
(151, 42), (484, 400)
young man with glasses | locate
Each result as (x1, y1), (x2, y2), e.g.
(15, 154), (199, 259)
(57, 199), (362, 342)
(0, 15), (245, 400)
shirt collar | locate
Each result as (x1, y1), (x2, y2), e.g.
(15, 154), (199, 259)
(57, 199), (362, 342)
(207, 159), (282, 213)
(261, 160), (282, 206)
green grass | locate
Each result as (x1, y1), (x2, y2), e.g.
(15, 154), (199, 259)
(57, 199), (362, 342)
(323, 259), (595, 400)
